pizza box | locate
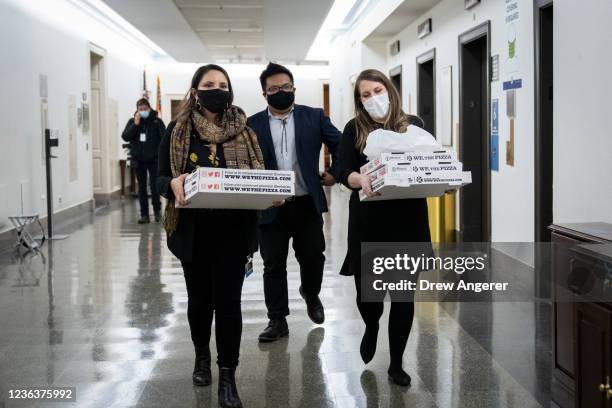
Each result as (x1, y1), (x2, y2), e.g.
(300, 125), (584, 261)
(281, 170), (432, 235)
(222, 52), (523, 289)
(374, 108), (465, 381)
(178, 167), (295, 209)
(359, 171), (471, 201)
(368, 162), (463, 182)
(360, 150), (457, 175)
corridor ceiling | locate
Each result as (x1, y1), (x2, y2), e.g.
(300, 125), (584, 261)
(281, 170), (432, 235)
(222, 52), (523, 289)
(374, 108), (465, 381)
(103, 0), (334, 64)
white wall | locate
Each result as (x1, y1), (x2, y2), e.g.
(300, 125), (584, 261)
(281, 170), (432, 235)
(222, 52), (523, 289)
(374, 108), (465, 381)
(154, 62), (331, 124)
(329, 0), (410, 130)
(330, 0), (612, 240)
(153, 62), (333, 174)
(330, 0), (538, 242)
(0, 0), (155, 232)
(389, 0), (535, 242)
(553, 0), (612, 224)
(0, 0), (334, 235)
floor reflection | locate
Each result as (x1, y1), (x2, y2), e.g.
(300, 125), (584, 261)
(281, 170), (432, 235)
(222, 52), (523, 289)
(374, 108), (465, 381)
(0, 190), (551, 407)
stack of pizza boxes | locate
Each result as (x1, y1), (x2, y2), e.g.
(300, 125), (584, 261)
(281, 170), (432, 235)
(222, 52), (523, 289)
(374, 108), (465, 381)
(359, 149), (471, 201)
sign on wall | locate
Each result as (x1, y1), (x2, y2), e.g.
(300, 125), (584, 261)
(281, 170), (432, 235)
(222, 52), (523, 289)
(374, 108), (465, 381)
(491, 54), (500, 81)
(491, 99), (499, 171)
(504, 0), (521, 168)
(505, 0), (520, 74)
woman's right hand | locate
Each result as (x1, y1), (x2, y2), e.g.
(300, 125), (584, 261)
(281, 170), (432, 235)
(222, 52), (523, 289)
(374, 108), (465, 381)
(359, 174), (379, 197)
(134, 111), (141, 126)
(170, 173), (189, 206)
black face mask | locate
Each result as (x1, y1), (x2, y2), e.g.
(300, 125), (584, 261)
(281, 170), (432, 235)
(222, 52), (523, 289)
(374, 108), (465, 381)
(197, 89), (230, 114)
(267, 90), (295, 111)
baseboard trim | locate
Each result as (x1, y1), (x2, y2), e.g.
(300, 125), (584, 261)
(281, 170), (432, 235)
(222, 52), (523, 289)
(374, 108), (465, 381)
(94, 188), (123, 207)
(0, 197), (98, 252)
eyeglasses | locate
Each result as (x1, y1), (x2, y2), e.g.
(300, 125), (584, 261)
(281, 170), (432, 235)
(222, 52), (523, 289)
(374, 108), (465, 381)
(266, 83), (295, 94)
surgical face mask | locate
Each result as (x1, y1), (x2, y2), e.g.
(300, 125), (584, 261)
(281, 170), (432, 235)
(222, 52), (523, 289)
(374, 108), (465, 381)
(139, 109), (150, 119)
(362, 92), (390, 120)
(197, 89), (230, 114)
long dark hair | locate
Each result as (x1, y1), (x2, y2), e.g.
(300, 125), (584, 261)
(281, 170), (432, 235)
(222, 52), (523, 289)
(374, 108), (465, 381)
(353, 69), (408, 152)
(136, 98), (151, 109)
(175, 64), (234, 125)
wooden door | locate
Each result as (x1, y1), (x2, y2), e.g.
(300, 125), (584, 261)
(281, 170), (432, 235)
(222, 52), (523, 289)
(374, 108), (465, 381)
(575, 302), (612, 407)
(90, 52), (107, 197)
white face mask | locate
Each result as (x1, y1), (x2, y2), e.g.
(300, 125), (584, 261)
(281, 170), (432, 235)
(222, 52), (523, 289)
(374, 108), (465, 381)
(362, 92), (390, 120)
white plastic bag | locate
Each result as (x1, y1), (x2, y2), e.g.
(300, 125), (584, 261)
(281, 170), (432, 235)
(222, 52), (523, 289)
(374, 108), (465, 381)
(363, 125), (440, 160)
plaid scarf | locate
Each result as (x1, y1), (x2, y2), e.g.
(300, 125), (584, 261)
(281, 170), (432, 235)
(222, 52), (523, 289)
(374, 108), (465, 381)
(163, 106), (265, 235)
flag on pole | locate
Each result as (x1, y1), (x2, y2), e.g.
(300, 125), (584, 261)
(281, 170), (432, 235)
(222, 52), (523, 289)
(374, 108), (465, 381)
(142, 66), (150, 99)
(156, 75), (162, 115)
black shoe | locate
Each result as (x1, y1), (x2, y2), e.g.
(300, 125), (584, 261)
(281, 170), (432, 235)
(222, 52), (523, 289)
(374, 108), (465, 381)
(137, 216), (150, 224)
(218, 367), (243, 408)
(360, 324), (379, 364)
(388, 365), (411, 386)
(154, 213), (161, 222)
(258, 318), (289, 342)
(299, 286), (325, 324)
(192, 346), (211, 386)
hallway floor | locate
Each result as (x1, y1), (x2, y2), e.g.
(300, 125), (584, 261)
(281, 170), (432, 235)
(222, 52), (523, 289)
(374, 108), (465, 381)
(0, 188), (552, 408)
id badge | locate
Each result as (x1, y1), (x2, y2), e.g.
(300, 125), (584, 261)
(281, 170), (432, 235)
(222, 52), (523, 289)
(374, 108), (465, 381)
(139, 132), (146, 142)
(245, 254), (253, 278)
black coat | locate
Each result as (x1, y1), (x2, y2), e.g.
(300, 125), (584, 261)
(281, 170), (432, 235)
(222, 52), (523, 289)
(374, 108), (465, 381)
(247, 104), (342, 224)
(121, 110), (166, 163)
(339, 117), (433, 276)
(157, 121), (258, 263)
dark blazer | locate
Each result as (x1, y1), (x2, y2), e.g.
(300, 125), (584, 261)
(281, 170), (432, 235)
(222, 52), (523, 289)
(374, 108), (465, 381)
(121, 110), (165, 163)
(157, 121), (258, 263)
(247, 104), (342, 224)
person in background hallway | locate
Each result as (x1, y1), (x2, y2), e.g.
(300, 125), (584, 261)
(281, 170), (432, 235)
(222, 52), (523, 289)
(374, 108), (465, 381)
(157, 64), (264, 408)
(247, 62), (342, 342)
(339, 69), (433, 386)
(121, 98), (166, 224)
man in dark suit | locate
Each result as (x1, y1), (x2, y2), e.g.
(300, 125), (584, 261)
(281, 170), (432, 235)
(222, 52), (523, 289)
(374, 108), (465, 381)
(247, 62), (342, 342)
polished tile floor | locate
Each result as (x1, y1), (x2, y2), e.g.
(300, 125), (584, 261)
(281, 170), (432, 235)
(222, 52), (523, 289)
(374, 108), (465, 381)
(0, 188), (552, 407)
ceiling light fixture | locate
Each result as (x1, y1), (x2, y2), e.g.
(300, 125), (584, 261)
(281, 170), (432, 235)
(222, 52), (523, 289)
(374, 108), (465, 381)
(68, 0), (168, 56)
(305, 0), (370, 61)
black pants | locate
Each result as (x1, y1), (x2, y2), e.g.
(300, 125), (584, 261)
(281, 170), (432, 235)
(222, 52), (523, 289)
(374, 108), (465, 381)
(354, 274), (415, 367)
(180, 236), (246, 368)
(134, 160), (161, 217)
(258, 195), (325, 320)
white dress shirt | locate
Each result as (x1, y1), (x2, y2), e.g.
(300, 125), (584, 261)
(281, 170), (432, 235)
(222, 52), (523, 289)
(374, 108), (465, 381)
(268, 108), (308, 196)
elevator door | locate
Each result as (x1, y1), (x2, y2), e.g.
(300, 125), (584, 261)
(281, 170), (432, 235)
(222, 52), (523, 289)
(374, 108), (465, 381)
(390, 65), (402, 101)
(535, 2), (554, 242)
(459, 23), (490, 242)
(417, 51), (435, 136)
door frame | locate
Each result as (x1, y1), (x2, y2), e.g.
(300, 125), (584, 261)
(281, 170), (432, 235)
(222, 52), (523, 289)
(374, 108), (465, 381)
(416, 48), (436, 135)
(88, 43), (109, 204)
(163, 93), (186, 124)
(389, 64), (402, 99)
(534, 0), (554, 242)
(458, 20), (491, 242)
